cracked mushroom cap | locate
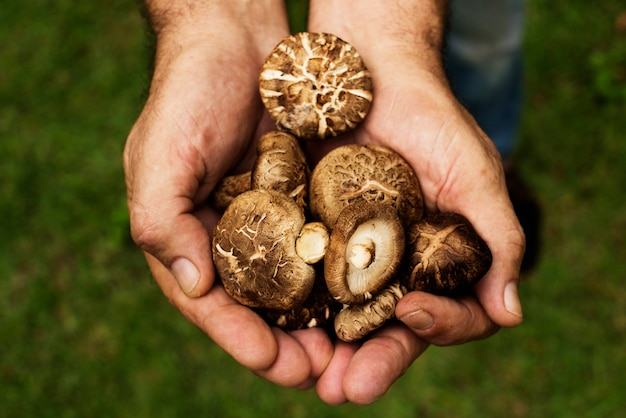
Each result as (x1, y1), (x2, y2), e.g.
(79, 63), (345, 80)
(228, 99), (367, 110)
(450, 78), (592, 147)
(252, 131), (309, 209)
(310, 144), (424, 229)
(403, 212), (493, 295)
(334, 281), (406, 342)
(212, 189), (316, 310)
(259, 32), (373, 140)
(325, 201), (405, 305)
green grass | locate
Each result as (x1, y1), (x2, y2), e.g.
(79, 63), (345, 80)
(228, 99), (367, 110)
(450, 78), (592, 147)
(2, 0), (625, 416)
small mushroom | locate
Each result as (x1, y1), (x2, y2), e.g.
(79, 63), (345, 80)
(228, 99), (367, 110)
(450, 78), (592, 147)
(334, 282), (407, 342)
(252, 131), (309, 209)
(324, 201), (405, 305)
(259, 32), (373, 140)
(212, 189), (322, 310)
(310, 144), (424, 229)
(403, 212), (493, 295)
(295, 222), (330, 264)
(211, 171), (251, 211)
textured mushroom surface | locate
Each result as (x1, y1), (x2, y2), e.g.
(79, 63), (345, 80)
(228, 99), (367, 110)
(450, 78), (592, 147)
(259, 32), (373, 140)
(212, 189), (315, 310)
(325, 201), (405, 305)
(211, 171), (251, 211)
(252, 131), (309, 209)
(334, 282), (406, 342)
(403, 212), (492, 295)
(260, 274), (342, 330)
(310, 144), (424, 228)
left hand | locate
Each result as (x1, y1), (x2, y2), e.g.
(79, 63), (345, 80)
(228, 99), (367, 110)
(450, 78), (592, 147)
(304, 0), (525, 405)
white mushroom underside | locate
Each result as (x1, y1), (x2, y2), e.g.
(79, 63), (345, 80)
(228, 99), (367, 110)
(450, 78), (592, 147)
(345, 218), (401, 296)
(295, 222), (329, 264)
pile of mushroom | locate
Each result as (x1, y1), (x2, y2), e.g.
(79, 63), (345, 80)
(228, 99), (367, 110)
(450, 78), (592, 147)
(211, 32), (492, 342)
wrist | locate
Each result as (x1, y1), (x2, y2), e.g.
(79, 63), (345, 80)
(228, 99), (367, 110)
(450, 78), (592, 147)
(145, 0), (290, 63)
(308, 0), (448, 85)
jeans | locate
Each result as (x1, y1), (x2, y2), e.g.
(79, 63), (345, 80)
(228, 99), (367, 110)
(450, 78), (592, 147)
(444, 0), (525, 160)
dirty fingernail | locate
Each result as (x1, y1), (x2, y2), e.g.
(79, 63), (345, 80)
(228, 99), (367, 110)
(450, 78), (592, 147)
(504, 281), (523, 318)
(171, 258), (200, 295)
(400, 309), (434, 331)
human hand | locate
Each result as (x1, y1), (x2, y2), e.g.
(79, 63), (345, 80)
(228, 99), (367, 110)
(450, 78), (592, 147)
(306, 0), (525, 404)
(123, 0), (341, 389)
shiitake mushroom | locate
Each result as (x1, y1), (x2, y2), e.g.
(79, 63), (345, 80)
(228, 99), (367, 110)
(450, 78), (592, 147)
(211, 32), (494, 341)
(259, 32), (373, 140)
(402, 212), (492, 295)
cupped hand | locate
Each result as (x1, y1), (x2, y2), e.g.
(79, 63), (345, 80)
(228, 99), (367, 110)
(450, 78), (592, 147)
(123, 9), (340, 390)
(124, 32), (264, 295)
(305, 1), (526, 404)
(305, 68), (525, 406)
(354, 68), (526, 336)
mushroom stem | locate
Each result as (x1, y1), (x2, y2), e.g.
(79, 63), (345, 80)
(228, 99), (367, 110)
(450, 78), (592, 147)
(348, 238), (375, 269)
(334, 281), (407, 342)
(295, 222), (330, 264)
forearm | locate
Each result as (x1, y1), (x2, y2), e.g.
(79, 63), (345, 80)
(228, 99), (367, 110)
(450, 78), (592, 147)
(308, 0), (448, 81)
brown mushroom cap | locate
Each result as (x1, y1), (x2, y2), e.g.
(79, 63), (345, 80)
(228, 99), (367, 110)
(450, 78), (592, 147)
(310, 144), (424, 229)
(334, 281), (407, 342)
(211, 171), (251, 211)
(403, 212), (493, 295)
(259, 32), (373, 140)
(325, 201), (405, 305)
(252, 131), (309, 209)
(212, 189), (315, 310)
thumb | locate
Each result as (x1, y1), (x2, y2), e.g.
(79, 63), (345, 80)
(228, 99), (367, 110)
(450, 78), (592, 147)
(124, 133), (218, 298)
(131, 207), (216, 298)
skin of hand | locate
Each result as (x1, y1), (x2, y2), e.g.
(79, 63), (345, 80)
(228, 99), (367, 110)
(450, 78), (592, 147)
(306, 0), (526, 405)
(124, 0), (337, 389)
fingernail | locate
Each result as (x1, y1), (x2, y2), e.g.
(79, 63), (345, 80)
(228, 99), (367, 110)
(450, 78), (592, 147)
(399, 309), (434, 331)
(504, 282), (523, 318)
(171, 258), (200, 295)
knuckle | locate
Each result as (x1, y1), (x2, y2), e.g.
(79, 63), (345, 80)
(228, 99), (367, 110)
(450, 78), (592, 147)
(128, 206), (164, 254)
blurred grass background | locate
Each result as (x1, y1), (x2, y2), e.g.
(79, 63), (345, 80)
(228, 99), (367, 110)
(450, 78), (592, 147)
(1, 0), (625, 416)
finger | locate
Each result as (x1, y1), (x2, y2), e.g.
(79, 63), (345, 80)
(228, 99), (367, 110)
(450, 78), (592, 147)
(289, 328), (335, 389)
(462, 195), (526, 328)
(147, 254), (279, 371)
(341, 324), (429, 405)
(252, 328), (319, 389)
(125, 125), (218, 298)
(316, 342), (359, 405)
(396, 291), (499, 346)
(422, 129), (525, 328)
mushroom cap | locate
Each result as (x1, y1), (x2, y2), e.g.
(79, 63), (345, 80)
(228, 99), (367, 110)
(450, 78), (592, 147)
(325, 201), (405, 305)
(334, 281), (406, 342)
(212, 189), (315, 310)
(310, 144), (424, 229)
(252, 131), (310, 210)
(403, 212), (493, 295)
(259, 32), (373, 140)
(211, 171), (251, 211)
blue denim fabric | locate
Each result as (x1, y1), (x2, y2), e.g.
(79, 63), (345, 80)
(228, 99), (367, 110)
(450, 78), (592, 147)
(444, 0), (525, 159)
